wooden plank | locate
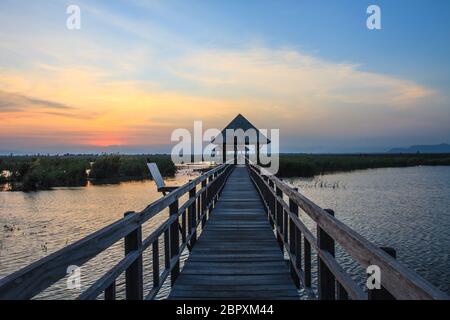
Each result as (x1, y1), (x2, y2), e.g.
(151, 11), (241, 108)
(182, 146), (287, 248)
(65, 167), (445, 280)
(0, 163), (230, 300)
(248, 164), (450, 300)
(169, 166), (299, 300)
(170, 290), (298, 299)
(174, 275), (296, 286)
(173, 284), (295, 291)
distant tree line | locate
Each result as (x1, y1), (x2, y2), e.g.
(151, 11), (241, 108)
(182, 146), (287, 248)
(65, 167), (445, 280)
(0, 154), (175, 191)
(2, 153), (450, 191)
(89, 155), (176, 182)
(277, 153), (450, 177)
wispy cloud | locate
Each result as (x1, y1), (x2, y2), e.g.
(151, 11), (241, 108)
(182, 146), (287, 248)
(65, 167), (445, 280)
(172, 47), (435, 108)
(0, 90), (72, 112)
(0, 0), (448, 152)
(0, 88), (104, 121)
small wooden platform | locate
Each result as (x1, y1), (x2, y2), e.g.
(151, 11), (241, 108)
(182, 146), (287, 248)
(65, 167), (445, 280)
(169, 166), (299, 300)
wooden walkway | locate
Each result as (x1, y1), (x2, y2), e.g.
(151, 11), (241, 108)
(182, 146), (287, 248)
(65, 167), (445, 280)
(1, 115), (448, 300)
(169, 166), (299, 300)
(2, 163), (447, 300)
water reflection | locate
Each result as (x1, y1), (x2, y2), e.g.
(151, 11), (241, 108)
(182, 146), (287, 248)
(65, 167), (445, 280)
(0, 173), (197, 299)
(285, 166), (450, 294)
(1, 166), (449, 298)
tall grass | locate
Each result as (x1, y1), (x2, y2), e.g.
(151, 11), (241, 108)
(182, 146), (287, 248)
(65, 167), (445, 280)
(89, 155), (176, 182)
(277, 153), (450, 177)
(2, 153), (449, 190)
(0, 154), (176, 191)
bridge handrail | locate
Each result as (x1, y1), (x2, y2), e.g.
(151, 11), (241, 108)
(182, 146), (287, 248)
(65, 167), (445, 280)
(0, 163), (234, 300)
(248, 164), (449, 300)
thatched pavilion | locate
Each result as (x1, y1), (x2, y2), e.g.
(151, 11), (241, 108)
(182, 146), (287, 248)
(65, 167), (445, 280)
(211, 114), (270, 165)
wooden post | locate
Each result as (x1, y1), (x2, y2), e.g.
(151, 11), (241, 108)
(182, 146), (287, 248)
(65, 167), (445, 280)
(104, 281), (116, 300)
(181, 210), (187, 244)
(214, 172), (219, 203)
(201, 180), (207, 228)
(289, 192), (300, 288)
(295, 228), (302, 273)
(233, 136), (237, 165)
(337, 283), (349, 300)
(245, 138), (249, 165)
(164, 229), (170, 270)
(268, 180), (275, 228)
(368, 247), (397, 300)
(275, 186), (284, 251)
(169, 201), (179, 286)
(152, 240), (160, 289)
(222, 141), (226, 164)
(318, 209), (336, 300)
(256, 133), (260, 166)
(304, 238), (311, 288)
(207, 176), (212, 213)
(124, 211), (143, 300)
(188, 184), (197, 248)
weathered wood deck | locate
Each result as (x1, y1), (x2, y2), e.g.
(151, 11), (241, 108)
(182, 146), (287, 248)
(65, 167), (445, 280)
(1, 163), (448, 300)
(169, 166), (299, 300)
(1, 114), (449, 300)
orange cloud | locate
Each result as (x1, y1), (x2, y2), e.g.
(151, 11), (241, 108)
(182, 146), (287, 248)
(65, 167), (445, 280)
(0, 46), (442, 151)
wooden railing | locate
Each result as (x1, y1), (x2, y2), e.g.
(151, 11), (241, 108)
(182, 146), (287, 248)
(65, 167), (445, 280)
(248, 164), (449, 300)
(0, 164), (234, 300)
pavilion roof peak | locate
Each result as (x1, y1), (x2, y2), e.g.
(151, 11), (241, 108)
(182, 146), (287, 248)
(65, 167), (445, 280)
(212, 114), (271, 144)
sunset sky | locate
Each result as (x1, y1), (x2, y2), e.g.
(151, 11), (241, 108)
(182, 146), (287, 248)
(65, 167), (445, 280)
(1, 0), (449, 153)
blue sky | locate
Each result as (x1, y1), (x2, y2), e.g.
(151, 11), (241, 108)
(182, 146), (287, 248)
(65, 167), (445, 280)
(0, 0), (449, 153)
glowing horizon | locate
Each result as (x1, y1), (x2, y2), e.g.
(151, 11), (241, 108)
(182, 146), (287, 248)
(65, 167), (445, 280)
(1, 0), (449, 154)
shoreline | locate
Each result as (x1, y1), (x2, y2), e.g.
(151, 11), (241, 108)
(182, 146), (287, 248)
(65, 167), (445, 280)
(3, 162), (450, 192)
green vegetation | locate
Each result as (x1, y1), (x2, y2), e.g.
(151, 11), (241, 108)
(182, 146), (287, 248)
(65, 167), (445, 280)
(0, 155), (91, 191)
(89, 155), (176, 182)
(2, 153), (449, 191)
(0, 154), (175, 191)
(277, 154), (450, 177)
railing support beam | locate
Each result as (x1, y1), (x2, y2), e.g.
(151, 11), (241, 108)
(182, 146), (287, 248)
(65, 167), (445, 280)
(188, 184), (197, 248)
(104, 281), (116, 300)
(289, 192), (300, 288)
(169, 200), (180, 286)
(318, 209), (336, 300)
(124, 211), (143, 300)
(275, 186), (284, 251)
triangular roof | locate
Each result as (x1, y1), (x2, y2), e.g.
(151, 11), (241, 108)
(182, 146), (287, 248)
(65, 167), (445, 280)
(212, 114), (271, 144)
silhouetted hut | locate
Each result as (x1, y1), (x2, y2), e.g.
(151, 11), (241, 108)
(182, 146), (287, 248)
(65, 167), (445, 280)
(212, 114), (270, 165)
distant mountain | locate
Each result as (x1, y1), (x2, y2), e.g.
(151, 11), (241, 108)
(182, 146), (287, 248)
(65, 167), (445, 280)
(388, 143), (450, 154)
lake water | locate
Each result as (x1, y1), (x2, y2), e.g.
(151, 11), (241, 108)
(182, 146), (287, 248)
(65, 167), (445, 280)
(1, 166), (449, 298)
(0, 172), (198, 299)
(285, 166), (450, 295)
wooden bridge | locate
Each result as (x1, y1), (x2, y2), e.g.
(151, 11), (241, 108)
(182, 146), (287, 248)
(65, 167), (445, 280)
(169, 166), (298, 300)
(0, 163), (448, 300)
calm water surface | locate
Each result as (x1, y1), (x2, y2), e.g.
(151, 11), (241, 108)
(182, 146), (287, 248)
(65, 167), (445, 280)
(1, 166), (449, 298)
(285, 166), (450, 295)
(0, 173), (198, 299)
